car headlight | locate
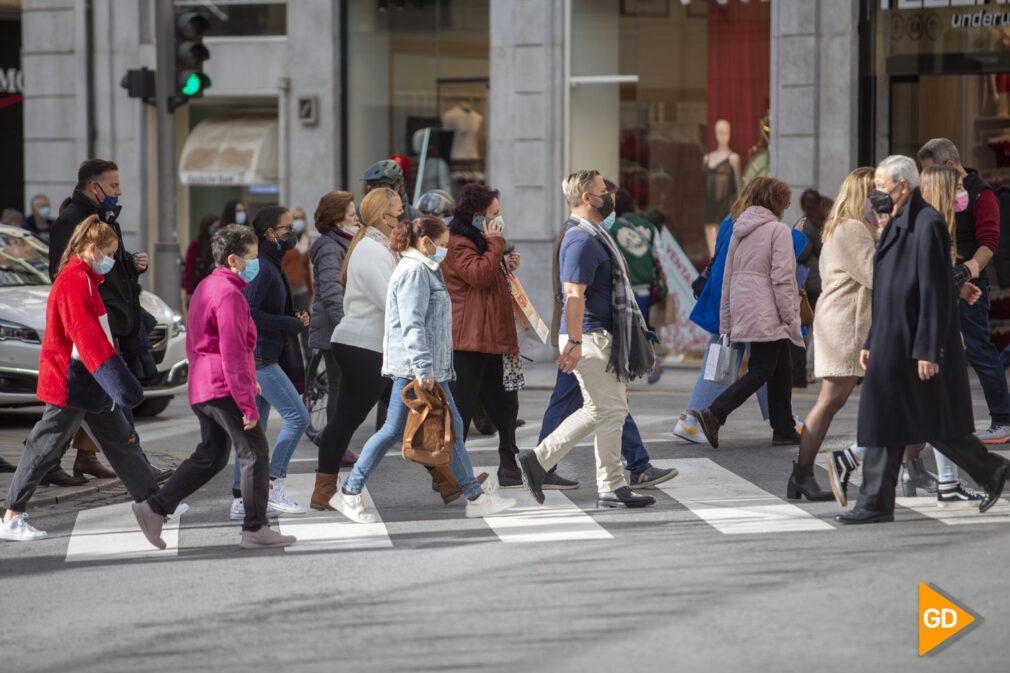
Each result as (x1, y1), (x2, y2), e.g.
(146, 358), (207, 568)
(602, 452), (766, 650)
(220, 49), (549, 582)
(0, 319), (41, 343)
(170, 313), (185, 337)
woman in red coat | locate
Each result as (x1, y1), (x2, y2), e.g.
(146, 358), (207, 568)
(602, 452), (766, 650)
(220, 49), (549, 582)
(0, 215), (158, 543)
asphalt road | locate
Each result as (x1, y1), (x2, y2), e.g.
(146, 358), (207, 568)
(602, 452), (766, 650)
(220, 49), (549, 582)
(1, 363), (1009, 673)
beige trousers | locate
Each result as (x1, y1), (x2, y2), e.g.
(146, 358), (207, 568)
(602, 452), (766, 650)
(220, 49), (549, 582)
(534, 331), (629, 493)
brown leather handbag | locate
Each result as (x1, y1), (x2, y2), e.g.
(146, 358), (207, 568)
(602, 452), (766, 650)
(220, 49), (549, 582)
(401, 380), (454, 466)
(797, 273), (814, 327)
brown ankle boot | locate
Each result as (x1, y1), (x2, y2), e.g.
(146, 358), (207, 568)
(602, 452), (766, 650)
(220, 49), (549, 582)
(310, 470), (339, 511)
(430, 465), (463, 504)
(73, 449), (116, 479)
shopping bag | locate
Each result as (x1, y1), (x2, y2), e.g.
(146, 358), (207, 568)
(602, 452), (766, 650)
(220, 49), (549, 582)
(703, 334), (734, 386)
(509, 273), (549, 344)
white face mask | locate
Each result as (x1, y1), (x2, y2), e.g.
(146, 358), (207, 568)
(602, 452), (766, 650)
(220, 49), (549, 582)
(492, 215), (504, 232)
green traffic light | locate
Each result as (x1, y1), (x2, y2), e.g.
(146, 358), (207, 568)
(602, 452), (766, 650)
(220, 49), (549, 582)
(181, 72), (202, 96)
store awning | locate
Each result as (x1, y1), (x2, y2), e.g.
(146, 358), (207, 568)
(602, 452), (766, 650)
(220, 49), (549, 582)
(179, 116), (279, 186)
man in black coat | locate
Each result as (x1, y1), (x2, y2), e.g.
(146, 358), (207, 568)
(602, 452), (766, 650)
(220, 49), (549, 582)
(837, 155), (1009, 524)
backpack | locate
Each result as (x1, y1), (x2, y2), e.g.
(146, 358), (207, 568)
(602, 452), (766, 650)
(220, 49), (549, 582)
(401, 380), (454, 466)
(993, 185), (1010, 289)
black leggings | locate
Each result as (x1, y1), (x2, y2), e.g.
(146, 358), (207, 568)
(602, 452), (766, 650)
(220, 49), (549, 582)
(448, 350), (519, 470)
(317, 343), (392, 474)
(321, 346), (341, 424)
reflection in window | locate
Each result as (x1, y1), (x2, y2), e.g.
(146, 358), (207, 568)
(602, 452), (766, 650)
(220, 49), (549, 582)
(174, 1), (287, 37)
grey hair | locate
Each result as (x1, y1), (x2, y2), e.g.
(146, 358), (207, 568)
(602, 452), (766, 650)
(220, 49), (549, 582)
(917, 138), (961, 166)
(211, 223), (258, 267)
(879, 155), (920, 190)
(30, 194), (48, 208)
(0, 208), (24, 225)
(562, 170), (600, 209)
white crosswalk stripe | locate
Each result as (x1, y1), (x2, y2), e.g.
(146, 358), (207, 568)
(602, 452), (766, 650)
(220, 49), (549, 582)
(65, 501), (181, 562)
(896, 495), (1010, 525)
(649, 458), (834, 534)
(275, 473), (392, 552)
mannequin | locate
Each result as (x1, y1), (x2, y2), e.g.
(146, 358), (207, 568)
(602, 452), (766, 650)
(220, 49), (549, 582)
(702, 119), (742, 255)
(441, 102), (484, 162)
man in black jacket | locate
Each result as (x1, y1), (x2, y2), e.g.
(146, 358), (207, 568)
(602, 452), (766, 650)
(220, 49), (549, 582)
(48, 159), (172, 481)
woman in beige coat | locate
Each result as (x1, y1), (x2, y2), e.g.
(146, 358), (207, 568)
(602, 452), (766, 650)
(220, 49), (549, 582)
(795, 167), (878, 501)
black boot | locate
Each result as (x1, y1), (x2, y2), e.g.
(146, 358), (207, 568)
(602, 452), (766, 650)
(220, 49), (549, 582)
(901, 457), (938, 496)
(786, 461), (833, 501)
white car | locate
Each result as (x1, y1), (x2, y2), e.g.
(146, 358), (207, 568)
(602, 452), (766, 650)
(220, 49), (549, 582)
(0, 223), (187, 416)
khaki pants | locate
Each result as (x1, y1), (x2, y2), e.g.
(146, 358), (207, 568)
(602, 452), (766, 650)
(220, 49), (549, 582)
(534, 331), (629, 493)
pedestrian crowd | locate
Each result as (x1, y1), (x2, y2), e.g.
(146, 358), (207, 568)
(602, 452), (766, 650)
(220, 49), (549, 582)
(1, 137), (1009, 548)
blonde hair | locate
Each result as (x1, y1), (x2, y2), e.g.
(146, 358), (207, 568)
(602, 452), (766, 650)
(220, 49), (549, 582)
(729, 180), (758, 221)
(57, 215), (117, 276)
(340, 188), (398, 284)
(562, 170), (601, 208)
(920, 165), (961, 262)
(822, 167), (875, 243)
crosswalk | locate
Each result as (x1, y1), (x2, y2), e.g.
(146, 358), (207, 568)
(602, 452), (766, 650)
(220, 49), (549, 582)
(58, 456), (1010, 562)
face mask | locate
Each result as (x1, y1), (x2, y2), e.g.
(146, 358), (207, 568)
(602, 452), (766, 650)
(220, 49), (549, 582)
(601, 212), (617, 231)
(209, 227), (217, 236)
(38, 206), (51, 220)
(492, 215), (505, 232)
(594, 193), (615, 220)
(96, 185), (118, 213)
(238, 257), (259, 283)
(276, 231), (297, 251)
(341, 224), (359, 236)
(869, 189), (895, 215)
(429, 246), (448, 264)
(235, 211), (247, 225)
(293, 219), (306, 233)
(91, 249), (115, 275)
(955, 191), (969, 213)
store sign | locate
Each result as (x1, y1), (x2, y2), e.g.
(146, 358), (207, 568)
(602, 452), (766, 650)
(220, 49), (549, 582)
(881, 1), (1009, 8)
(882, 0), (1010, 28)
(0, 67), (22, 94)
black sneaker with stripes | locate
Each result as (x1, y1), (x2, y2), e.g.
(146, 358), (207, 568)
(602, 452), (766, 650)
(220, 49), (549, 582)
(936, 481), (983, 509)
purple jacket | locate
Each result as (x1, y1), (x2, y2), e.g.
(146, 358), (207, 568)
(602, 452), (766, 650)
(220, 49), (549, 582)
(186, 267), (260, 420)
(720, 206), (804, 348)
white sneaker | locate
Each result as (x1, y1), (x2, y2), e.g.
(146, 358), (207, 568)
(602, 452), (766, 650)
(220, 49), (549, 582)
(0, 514), (48, 541)
(673, 413), (706, 444)
(331, 490), (378, 524)
(268, 478), (307, 515)
(229, 497), (245, 521)
(167, 502), (190, 521)
(465, 491), (517, 518)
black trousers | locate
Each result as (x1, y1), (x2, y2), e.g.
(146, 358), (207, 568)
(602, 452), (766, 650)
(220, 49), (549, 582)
(709, 339), (795, 436)
(448, 350), (519, 470)
(317, 342), (392, 474)
(321, 346), (341, 424)
(856, 435), (1005, 514)
(148, 397), (270, 531)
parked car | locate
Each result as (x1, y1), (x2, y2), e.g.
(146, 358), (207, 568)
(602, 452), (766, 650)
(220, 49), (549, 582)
(0, 223), (187, 416)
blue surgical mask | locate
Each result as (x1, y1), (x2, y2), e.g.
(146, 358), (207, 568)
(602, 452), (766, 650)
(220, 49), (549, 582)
(292, 218), (306, 233)
(601, 212), (617, 231)
(239, 257), (260, 283)
(38, 206), (51, 219)
(235, 211), (247, 225)
(429, 246), (448, 264)
(91, 249), (115, 275)
(209, 227), (217, 236)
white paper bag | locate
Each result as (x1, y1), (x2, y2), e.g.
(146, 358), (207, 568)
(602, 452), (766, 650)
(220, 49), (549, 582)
(703, 335), (733, 386)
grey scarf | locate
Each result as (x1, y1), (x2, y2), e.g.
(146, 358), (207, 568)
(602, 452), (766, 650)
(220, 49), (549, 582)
(566, 217), (654, 381)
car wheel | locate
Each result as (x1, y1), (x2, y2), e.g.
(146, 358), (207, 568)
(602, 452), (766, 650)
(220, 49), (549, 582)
(134, 396), (172, 417)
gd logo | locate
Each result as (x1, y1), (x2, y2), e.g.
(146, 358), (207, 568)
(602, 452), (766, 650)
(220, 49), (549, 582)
(918, 583), (983, 656)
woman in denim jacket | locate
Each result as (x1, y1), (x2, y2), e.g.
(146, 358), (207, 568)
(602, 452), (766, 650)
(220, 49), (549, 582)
(331, 216), (516, 523)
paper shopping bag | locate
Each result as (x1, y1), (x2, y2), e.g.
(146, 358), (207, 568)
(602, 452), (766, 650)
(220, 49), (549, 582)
(509, 273), (549, 344)
(703, 335), (733, 386)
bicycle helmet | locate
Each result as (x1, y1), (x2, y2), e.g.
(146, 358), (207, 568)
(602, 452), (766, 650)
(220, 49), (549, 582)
(417, 189), (456, 217)
(360, 159), (403, 185)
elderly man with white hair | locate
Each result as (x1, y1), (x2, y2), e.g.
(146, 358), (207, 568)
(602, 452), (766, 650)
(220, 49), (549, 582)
(836, 155), (1009, 524)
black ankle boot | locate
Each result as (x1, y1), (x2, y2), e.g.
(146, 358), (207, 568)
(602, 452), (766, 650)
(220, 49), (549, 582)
(786, 461), (834, 501)
(901, 457), (939, 496)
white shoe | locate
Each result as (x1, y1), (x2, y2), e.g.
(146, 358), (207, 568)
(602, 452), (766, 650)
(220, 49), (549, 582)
(268, 478), (307, 515)
(0, 514), (48, 541)
(673, 413), (705, 444)
(331, 490), (378, 524)
(167, 502), (189, 521)
(229, 498), (245, 521)
(465, 491), (517, 518)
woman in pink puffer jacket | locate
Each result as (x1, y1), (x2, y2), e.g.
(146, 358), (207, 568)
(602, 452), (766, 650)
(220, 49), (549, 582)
(693, 177), (804, 451)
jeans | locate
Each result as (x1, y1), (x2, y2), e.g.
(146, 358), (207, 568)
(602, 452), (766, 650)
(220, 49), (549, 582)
(232, 362), (309, 490)
(688, 334), (770, 421)
(708, 339), (795, 436)
(959, 277), (1010, 426)
(538, 367), (650, 474)
(5, 404), (157, 512)
(343, 377), (482, 499)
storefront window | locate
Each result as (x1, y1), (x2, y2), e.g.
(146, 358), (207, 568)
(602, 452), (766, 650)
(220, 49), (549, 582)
(174, 1), (287, 37)
(568, 0), (770, 268)
(347, 0), (489, 200)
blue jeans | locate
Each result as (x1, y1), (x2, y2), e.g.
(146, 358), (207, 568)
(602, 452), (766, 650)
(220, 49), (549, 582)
(959, 277), (1010, 426)
(687, 334), (770, 421)
(232, 363), (310, 489)
(343, 377), (482, 499)
(538, 368), (650, 474)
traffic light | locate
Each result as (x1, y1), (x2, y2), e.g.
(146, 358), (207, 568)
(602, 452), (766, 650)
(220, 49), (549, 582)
(175, 11), (211, 102)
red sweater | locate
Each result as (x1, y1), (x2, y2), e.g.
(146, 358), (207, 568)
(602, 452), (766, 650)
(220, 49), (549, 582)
(38, 257), (144, 412)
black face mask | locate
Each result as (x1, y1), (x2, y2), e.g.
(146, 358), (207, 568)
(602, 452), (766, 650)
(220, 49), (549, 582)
(594, 193), (615, 220)
(276, 231), (298, 251)
(869, 189), (895, 215)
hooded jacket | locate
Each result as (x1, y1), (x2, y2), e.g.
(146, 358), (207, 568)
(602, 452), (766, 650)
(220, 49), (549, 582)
(719, 205), (803, 348)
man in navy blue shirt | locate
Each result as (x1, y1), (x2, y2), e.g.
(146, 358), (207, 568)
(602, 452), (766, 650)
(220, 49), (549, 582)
(517, 171), (655, 509)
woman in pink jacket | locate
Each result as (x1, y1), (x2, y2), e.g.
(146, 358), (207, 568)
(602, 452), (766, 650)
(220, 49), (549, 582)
(693, 178), (806, 452)
(133, 225), (296, 551)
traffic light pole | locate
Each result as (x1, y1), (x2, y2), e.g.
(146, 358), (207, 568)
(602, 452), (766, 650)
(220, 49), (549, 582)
(153, 0), (181, 312)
